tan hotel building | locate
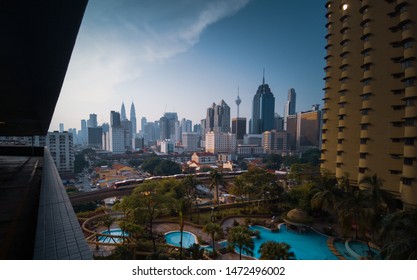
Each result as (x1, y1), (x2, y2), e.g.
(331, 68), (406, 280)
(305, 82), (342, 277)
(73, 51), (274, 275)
(321, 1), (417, 208)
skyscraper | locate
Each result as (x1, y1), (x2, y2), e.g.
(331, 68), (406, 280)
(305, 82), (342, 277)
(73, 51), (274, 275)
(321, 1), (417, 208)
(87, 113), (97, 128)
(109, 111), (125, 154)
(251, 72), (275, 134)
(130, 102), (137, 137)
(284, 88), (296, 130)
(120, 102), (127, 121)
(204, 100), (231, 136)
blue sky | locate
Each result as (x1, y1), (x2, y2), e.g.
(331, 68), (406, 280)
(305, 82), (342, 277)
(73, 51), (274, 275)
(50, 0), (326, 131)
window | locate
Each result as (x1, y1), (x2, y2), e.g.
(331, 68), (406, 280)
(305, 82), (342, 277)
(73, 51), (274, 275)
(337, 163), (343, 168)
(338, 139), (343, 144)
(405, 118), (416, 126)
(361, 124), (369, 130)
(338, 127), (344, 132)
(360, 153), (367, 159)
(403, 178), (413, 186)
(406, 98), (416, 106)
(362, 34), (371, 42)
(362, 94), (371, 101)
(362, 49), (371, 57)
(404, 40), (414, 49)
(361, 109), (369, 115)
(360, 138), (368, 144)
(402, 59), (414, 69)
(404, 158), (414, 165)
(341, 65), (348, 71)
(363, 79), (371, 86)
(359, 168), (366, 173)
(404, 138), (415, 145)
(339, 115), (345, 120)
(337, 151), (343, 156)
(404, 78), (416, 87)
(340, 77), (348, 83)
(362, 64), (371, 71)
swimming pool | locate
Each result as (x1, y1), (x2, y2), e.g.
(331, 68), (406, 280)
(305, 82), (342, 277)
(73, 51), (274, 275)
(98, 228), (128, 243)
(240, 225), (338, 260)
(165, 231), (197, 248)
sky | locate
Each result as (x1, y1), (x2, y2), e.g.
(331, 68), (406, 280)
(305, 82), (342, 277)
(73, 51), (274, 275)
(49, 0), (326, 132)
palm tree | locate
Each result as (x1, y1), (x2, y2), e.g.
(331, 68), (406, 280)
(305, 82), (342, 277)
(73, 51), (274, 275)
(209, 169), (226, 211)
(376, 209), (417, 259)
(311, 173), (340, 214)
(227, 225), (254, 260)
(359, 174), (394, 214)
(177, 199), (186, 260)
(259, 241), (295, 260)
(98, 214), (117, 243)
(203, 222), (222, 259)
(229, 176), (247, 210)
(186, 243), (206, 260)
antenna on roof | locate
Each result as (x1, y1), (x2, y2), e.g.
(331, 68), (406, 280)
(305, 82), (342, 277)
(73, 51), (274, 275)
(262, 68), (265, 85)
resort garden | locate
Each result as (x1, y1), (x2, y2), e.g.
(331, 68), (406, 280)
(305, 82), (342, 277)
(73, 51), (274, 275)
(76, 167), (417, 260)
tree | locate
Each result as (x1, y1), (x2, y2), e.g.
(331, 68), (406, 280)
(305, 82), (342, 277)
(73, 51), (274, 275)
(229, 176), (247, 206)
(186, 243), (205, 260)
(263, 154), (283, 170)
(258, 241), (295, 260)
(203, 222), (222, 259)
(227, 226), (254, 260)
(300, 148), (321, 166)
(98, 215), (117, 243)
(141, 156), (162, 175)
(376, 209), (417, 259)
(154, 160), (181, 176)
(183, 175), (201, 223)
(130, 181), (175, 253)
(209, 169), (227, 211)
(311, 173), (340, 214)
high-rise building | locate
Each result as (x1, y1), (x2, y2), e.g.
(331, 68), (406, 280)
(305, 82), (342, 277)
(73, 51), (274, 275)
(88, 127), (103, 149)
(251, 72), (275, 134)
(120, 102), (127, 121)
(159, 112), (178, 141)
(59, 123), (64, 133)
(263, 130), (290, 155)
(204, 100), (231, 139)
(232, 117), (247, 144)
(182, 132), (200, 152)
(45, 131), (74, 179)
(109, 111), (125, 154)
(321, 1), (417, 208)
(284, 88), (296, 130)
(205, 131), (236, 154)
(80, 119), (87, 146)
(87, 113), (97, 128)
(130, 102), (137, 137)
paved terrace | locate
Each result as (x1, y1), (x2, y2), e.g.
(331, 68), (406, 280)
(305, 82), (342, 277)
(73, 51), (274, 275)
(0, 146), (92, 259)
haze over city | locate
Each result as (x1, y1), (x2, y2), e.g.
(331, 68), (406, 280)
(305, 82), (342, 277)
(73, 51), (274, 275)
(50, 0), (326, 131)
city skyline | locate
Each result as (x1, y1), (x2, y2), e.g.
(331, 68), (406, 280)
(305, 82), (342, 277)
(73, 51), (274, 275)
(49, 0), (326, 131)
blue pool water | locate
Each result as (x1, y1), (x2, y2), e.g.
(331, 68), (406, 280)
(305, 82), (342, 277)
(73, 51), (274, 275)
(240, 225), (338, 260)
(98, 228), (128, 243)
(165, 231), (197, 248)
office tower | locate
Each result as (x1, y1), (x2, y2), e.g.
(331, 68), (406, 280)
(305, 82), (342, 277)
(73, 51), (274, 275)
(232, 117), (247, 144)
(109, 110), (125, 154)
(251, 71), (275, 134)
(205, 131), (236, 154)
(80, 119), (87, 145)
(110, 111), (121, 127)
(141, 117), (147, 132)
(263, 130), (290, 155)
(204, 100), (231, 136)
(87, 113), (97, 128)
(120, 102), (127, 121)
(88, 127), (103, 148)
(284, 88), (296, 130)
(45, 131), (74, 179)
(159, 112), (178, 141)
(59, 123), (64, 133)
(130, 102), (137, 137)
(274, 114), (284, 131)
(182, 132), (200, 152)
(160, 139), (175, 154)
(181, 118), (193, 133)
(321, 1), (417, 208)
(121, 119), (132, 149)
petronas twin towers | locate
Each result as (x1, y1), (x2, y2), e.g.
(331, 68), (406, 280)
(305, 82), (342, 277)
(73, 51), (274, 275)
(120, 101), (137, 136)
